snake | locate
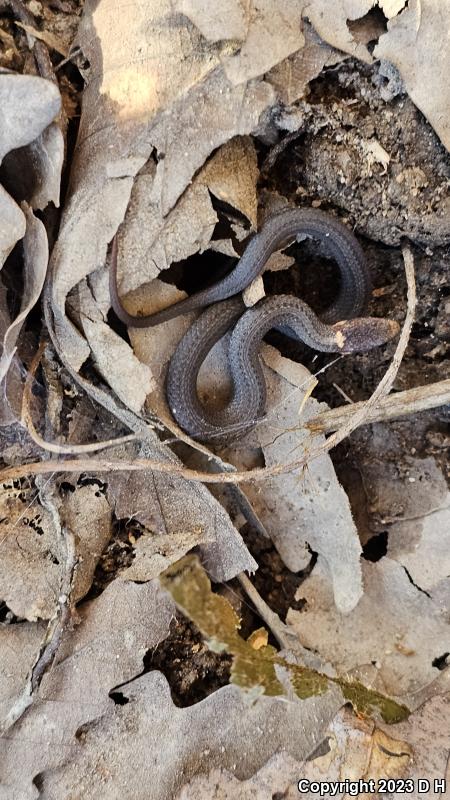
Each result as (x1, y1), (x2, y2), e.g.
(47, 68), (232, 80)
(110, 208), (399, 442)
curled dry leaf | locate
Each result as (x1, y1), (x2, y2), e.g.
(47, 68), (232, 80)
(115, 135), (258, 298)
(0, 205), (48, 386)
(0, 73), (61, 162)
(0, 579), (174, 797)
(0, 185), (26, 268)
(0, 73), (63, 212)
(25, 122), (64, 210)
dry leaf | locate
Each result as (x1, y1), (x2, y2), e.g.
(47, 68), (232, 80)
(115, 136), (257, 298)
(49, 0), (275, 374)
(120, 530), (214, 582)
(0, 185), (26, 268)
(176, 0), (305, 86)
(387, 496), (450, 592)
(107, 441), (257, 582)
(37, 670), (345, 799)
(0, 481), (111, 620)
(0, 73), (61, 162)
(201, 136), (259, 229)
(378, 696), (450, 799)
(298, 706), (411, 795)
(305, 0), (375, 64)
(74, 280), (156, 413)
(0, 204), (48, 385)
(0, 579), (174, 796)
(358, 451), (448, 528)
(174, 754), (303, 800)
(287, 557), (450, 697)
(26, 123), (64, 210)
(267, 20), (344, 105)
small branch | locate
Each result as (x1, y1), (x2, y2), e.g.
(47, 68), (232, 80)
(1, 245), (416, 486)
(0, 527), (78, 734)
(306, 379), (450, 434)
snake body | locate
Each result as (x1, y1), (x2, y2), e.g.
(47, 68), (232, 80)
(110, 208), (399, 442)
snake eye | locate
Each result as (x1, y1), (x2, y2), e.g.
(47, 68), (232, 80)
(333, 318), (400, 352)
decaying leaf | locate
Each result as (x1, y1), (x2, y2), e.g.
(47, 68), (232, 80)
(161, 555), (409, 723)
(0, 480), (111, 620)
(0, 579), (174, 796)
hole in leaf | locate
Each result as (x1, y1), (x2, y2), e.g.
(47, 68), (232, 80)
(347, 6), (388, 52)
(432, 653), (449, 671)
(362, 531), (388, 562)
(109, 691), (129, 705)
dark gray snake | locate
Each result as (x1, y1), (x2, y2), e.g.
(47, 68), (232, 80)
(110, 208), (399, 442)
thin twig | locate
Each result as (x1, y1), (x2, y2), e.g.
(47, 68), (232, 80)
(1, 246), (415, 486)
(306, 378), (450, 434)
(21, 341), (139, 455)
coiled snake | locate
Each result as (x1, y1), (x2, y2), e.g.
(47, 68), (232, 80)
(110, 208), (399, 442)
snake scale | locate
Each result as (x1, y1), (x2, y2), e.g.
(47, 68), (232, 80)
(110, 208), (399, 442)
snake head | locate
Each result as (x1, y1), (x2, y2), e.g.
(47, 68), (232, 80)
(333, 317), (400, 352)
